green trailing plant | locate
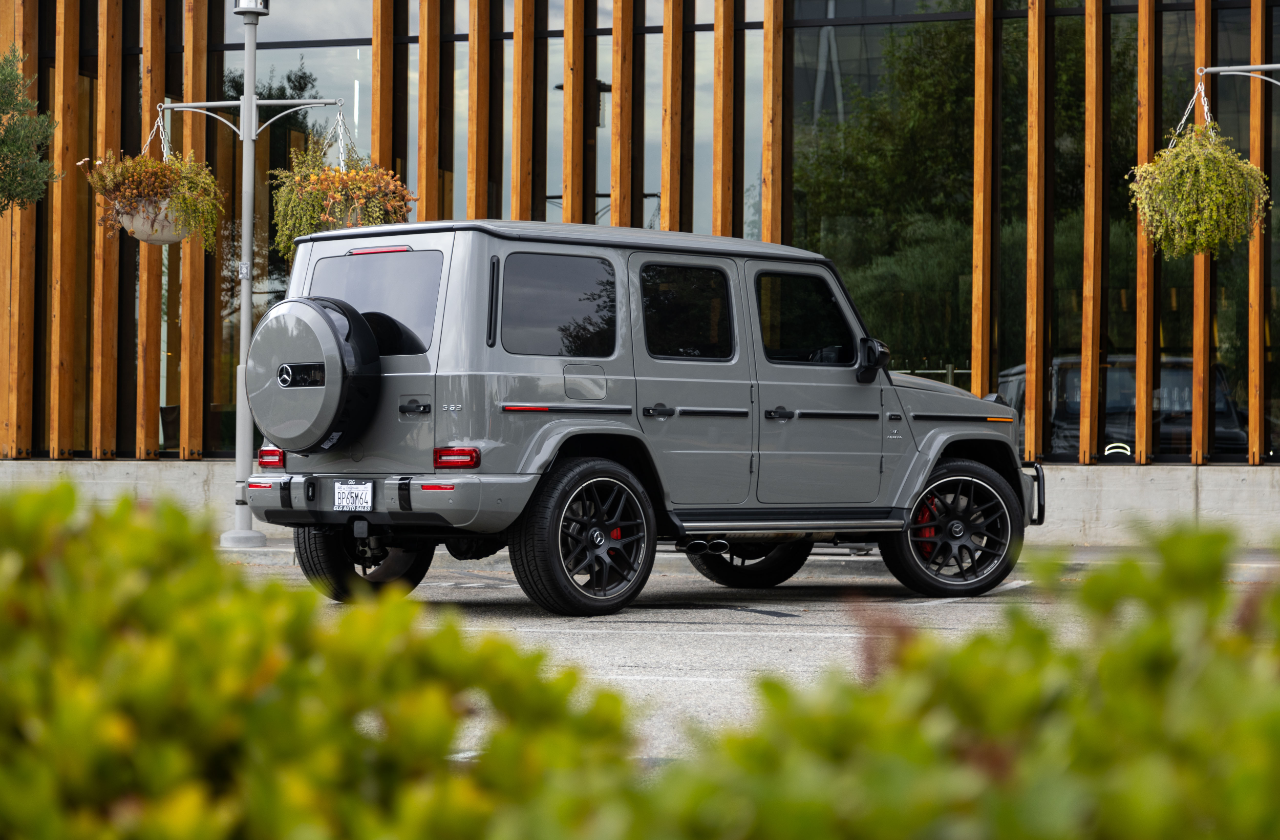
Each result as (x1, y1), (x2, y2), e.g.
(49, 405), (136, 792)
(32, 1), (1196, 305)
(79, 150), (223, 252)
(271, 135), (416, 262)
(1130, 122), (1270, 259)
(0, 44), (58, 213)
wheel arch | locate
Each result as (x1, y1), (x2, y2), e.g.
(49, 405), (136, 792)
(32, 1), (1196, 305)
(894, 429), (1028, 518)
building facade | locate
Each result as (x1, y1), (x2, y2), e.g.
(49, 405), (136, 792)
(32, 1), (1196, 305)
(2, 0), (1278, 469)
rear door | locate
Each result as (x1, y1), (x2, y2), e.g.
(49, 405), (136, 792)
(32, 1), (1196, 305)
(745, 261), (882, 505)
(629, 253), (754, 505)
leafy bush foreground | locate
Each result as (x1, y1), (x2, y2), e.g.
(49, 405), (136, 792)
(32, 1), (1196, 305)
(4, 485), (1280, 839)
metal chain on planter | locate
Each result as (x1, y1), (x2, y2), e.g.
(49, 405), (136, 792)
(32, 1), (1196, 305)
(1170, 80), (1216, 147)
(317, 99), (353, 171)
(141, 103), (174, 159)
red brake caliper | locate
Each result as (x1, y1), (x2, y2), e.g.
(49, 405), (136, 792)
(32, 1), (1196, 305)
(610, 527), (622, 540)
(914, 497), (937, 559)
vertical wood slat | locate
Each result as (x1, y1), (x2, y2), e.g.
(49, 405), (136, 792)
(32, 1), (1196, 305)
(1248, 0), (1266, 464)
(466, 0), (490, 219)
(416, 0), (440, 220)
(371, 0), (394, 168)
(4, 0), (37, 459)
(563, 0), (585, 223)
(659, 0), (683, 231)
(970, 0), (994, 397)
(1025, 0), (1048, 462)
(138, 0), (164, 459)
(1079, 0), (1105, 464)
(1191, 0), (1212, 463)
(610, 0), (633, 227)
(711, 0), (734, 236)
(760, 0), (783, 243)
(511, 0), (534, 219)
(49, 0), (79, 458)
(92, 0), (122, 459)
(1134, 0), (1156, 464)
(179, 0), (206, 459)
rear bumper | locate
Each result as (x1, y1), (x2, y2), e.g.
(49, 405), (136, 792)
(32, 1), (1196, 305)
(1021, 461), (1046, 526)
(246, 472), (540, 533)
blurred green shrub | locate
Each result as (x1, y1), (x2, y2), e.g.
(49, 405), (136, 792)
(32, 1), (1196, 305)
(4, 486), (1278, 839)
(0, 486), (635, 839)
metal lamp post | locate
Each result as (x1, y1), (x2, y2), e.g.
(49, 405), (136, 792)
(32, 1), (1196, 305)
(158, 0), (339, 547)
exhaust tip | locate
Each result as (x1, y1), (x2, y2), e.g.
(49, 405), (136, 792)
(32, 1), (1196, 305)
(684, 539), (709, 555)
(707, 539), (730, 554)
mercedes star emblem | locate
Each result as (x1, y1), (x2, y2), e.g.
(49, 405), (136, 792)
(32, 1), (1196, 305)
(277, 364), (293, 388)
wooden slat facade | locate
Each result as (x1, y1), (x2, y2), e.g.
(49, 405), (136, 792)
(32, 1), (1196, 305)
(610, 0), (633, 228)
(711, 0), (734, 237)
(511, 0), (534, 220)
(659, 0), (683, 232)
(417, 0), (440, 221)
(49, 0), (79, 459)
(466, 0), (490, 219)
(760, 0), (784, 244)
(91, 0), (122, 459)
(1079, 0), (1105, 464)
(563, 0), (586, 223)
(1248, 0), (1266, 464)
(179, 0), (206, 459)
(1134, 0), (1157, 464)
(1025, 0), (1048, 462)
(372, 0), (394, 168)
(970, 0), (994, 398)
(1191, 0), (1212, 464)
(137, 0), (165, 459)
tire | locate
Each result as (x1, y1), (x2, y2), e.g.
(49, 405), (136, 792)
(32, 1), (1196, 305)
(295, 526), (435, 602)
(687, 540), (813, 588)
(507, 457), (657, 616)
(878, 458), (1023, 597)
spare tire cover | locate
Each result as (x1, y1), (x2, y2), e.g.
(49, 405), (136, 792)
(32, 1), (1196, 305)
(247, 296), (382, 453)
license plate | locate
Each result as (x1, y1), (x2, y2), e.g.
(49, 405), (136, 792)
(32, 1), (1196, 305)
(333, 481), (373, 512)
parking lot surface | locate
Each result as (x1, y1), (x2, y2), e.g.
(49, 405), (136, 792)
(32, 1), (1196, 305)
(233, 544), (1279, 760)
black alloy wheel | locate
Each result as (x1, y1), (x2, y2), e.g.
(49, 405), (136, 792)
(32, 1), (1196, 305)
(508, 457), (657, 616)
(879, 458), (1023, 597)
(687, 540), (813, 588)
(295, 525), (435, 602)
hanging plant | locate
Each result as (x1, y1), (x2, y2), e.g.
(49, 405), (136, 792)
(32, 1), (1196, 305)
(79, 150), (223, 251)
(1129, 121), (1270, 261)
(271, 128), (416, 263)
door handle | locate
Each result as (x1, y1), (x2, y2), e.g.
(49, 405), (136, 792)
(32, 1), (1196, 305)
(643, 405), (676, 417)
(399, 403), (431, 415)
(764, 407), (795, 420)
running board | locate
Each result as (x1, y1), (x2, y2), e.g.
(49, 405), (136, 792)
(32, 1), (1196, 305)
(669, 507), (906, 536)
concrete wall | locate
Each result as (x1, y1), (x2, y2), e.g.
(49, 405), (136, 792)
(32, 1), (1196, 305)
(0, 460), (1275, 547)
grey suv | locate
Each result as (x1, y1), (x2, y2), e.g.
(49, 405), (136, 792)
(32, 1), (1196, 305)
(245, 221), (1044, 615)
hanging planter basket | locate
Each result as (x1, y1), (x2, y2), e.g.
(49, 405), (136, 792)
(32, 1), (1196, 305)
(270, 111), (416, 263)
(79, 112), (222, 252)
(1129, 83), (1270, 260)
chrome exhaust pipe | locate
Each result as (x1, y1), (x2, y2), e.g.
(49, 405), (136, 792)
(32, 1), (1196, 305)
(707, 539), (730, 554)
(684, 539), (709, 555)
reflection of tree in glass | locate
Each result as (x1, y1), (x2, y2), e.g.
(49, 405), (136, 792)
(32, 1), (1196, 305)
(641, 266), (731, 358)
(557, 262), (617, 357)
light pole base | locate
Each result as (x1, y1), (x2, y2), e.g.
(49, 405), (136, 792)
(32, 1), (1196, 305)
(220, 529), (268, 548)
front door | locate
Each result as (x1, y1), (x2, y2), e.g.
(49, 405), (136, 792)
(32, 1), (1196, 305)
(629, 253), (755, 505)
(746, 261), (882, 505)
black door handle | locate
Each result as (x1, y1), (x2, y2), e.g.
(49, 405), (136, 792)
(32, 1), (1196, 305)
(643, 404), (676, 417)
(399, 403), (431, 415)
(764, 407), (795, 420)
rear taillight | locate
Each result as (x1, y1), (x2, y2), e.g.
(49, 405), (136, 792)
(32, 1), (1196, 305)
(258, 445), (284, 468)
(434, 447), (481, 469)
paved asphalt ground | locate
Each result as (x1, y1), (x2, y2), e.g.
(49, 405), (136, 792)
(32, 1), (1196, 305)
(231, 543), (1280, 761)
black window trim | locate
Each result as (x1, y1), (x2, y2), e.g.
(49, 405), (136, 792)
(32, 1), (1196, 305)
(499, 250), (621, 360)
(752, 266), (862, 369)
(638, 260), (738, 364)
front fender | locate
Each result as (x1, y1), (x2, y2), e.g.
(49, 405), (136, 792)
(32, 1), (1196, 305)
(892, 427), (1030, 524)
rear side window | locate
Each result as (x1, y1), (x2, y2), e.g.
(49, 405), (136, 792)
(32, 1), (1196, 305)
(756, 273), (856, 365)
(502, 253), (617, 357)
(640, 264), (733, 360)
(310, 249), (444, 354)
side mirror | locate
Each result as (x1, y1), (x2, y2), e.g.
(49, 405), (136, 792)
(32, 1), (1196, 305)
(856, 337), (890, 384)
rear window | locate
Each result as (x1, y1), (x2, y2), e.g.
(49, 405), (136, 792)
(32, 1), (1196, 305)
(501, 253), (617, 357)
(309, 249), (444, 354)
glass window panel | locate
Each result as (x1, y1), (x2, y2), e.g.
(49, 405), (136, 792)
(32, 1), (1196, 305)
(501, 253), (618, 357)
(1100, 13), (1138, 461)
(220, 0), (373, 43)
(643, 32), (663, 227)
(548, 0), (565, 31)
(1268, 12), (1280, 459)
(742, 29), (764, 240)
(595, 34), (613, 225)
(449, 40), (469, 219)
(793, 21), (973, 386)
(310, 251), (446, 353)
(407, 0), (470, 35)
(792, 0), (974, 19)
(694, 0), (715, 23)
(641, 265), (733, 359)
(502, 38), (514, 219)
(547, 36), (565, 220)
(645, 1), (663, 28)
(995, 17), (1027, 451)
(691, 30), (713, 234)
(757, 274), (856, 365)
(1209, 8), (1251, 458)
(744, 0), (765, 21)
(407, 42), (418, 217)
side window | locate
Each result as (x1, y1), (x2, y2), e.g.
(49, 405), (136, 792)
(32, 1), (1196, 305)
(756, 273), (856, 365)
(640, 264), (733, 360)
(501, 253), (617, 357)
(310, 249), (445, 355)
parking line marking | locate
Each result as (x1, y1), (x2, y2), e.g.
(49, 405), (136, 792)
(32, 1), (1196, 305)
(600, 675), (736, 682)
(497, 628), (872, 638)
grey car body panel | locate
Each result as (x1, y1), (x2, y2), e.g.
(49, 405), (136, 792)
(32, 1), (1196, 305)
(248, 221), (1039, 535)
